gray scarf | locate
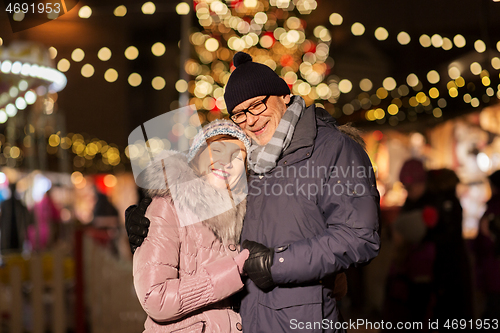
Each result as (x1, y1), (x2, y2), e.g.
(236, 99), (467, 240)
(248, 96), (306, 174)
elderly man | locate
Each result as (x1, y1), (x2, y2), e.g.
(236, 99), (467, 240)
(127, 52), (380, 332)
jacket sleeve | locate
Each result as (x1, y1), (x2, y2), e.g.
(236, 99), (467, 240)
(133, 198), (244, 322)
(270, 135), (380, 284)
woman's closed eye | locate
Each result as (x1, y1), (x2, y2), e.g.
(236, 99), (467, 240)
(231, 151), (244, 161)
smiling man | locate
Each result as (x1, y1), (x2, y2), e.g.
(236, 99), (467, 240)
(126, 52), (381, 332)
(223, 52), (381, 333)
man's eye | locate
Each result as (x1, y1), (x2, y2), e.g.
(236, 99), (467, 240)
(249, 103), (263, 111)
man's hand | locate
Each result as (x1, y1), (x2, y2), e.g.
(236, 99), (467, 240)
(125, 197), (152, 254)
(242, 240), (274, 290)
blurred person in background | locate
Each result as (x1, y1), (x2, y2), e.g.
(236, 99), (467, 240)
(131, 120), (251, 332)
(28, 188), (61, 251)
(0, 182), (30, 253)
(383, 159), (437, 330)
(427, 169), (473, 325)
(89, 189), (121, 256)
(385, 161), (474, 330)
(471, 170), (500, 320)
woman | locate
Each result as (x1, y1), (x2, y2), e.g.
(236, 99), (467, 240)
(133, 120), (251, 333)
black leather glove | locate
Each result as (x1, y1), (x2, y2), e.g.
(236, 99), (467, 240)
(242, 240), (275, 291)
(125, 197), (152, 254)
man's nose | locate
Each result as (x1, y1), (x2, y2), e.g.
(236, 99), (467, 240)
(246, 112), (259, 126)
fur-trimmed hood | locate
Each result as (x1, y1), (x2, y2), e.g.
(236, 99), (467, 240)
(138, 150), (246, 244)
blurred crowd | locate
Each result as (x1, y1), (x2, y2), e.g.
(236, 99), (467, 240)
(375, 160), (500, 329)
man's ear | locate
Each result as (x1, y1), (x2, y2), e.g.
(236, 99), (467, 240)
(282, 94), (291, 105)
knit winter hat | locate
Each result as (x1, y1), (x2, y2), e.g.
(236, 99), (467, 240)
(187, 119), (251, 162)
(224, 52), (290, 114)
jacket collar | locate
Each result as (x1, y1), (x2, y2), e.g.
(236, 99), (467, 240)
(281, 103), (317, 158)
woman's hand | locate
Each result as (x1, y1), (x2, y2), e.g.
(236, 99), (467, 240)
(233, 249), (249, 275)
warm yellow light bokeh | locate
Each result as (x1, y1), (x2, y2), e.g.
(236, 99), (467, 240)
(57, 59), (70, 72)
(351, 23), (365, 36)
(72, 48), (85, 62)
(151, 42), (166, 56)
(375, 27), (389, 41)
(397, 32), (411, 45)
(114, 5), (127, 17)
(104, 69), (118, 82)
(128, 73), (142, 87)
(78, 6), (92, 19)
(98, 47), (112, 61)
(152, 76), (166, 90)
(176, 2), (190, 15)
(329, 13), (343, 26)
(125, 46), (139, 60)
(142, 2), (156, 15)
(81, 64), (95, 78)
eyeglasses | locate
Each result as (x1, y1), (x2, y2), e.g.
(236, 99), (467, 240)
(230, 95), (270, 124)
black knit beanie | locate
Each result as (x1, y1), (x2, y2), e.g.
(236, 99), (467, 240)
(224, 52), (290, 114)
